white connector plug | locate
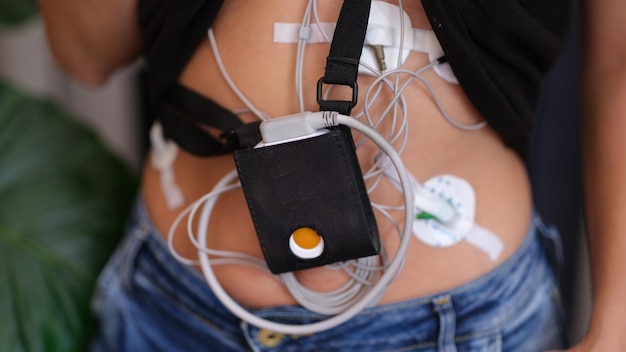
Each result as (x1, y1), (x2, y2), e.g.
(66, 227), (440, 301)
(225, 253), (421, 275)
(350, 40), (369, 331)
(259, 111), (339, 146)
(414, 187), (457, 224)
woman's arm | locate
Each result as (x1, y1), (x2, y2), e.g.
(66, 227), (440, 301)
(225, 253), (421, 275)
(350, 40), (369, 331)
(576, 0), (626, 349)
(38, 0), (141, 85)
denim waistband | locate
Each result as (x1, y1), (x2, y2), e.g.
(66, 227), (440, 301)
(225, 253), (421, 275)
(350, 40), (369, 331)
(123, 196), (562, 350)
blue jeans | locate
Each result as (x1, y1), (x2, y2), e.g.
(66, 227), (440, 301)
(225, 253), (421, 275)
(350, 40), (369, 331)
(91, 199), (569, 351)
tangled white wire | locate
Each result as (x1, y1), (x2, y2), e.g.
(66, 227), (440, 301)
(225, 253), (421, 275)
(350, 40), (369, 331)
(165, 112), (414, 335)
(166, 0), (488, 335)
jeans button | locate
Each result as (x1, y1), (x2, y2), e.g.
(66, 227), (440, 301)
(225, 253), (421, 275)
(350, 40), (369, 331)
(258, 329), (285, 347)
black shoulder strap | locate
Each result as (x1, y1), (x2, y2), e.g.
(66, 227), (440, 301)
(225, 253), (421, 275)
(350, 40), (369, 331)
(167, 83), (243, 132)
(157, 0), (371, 156)
(155, 83), (245, 156)
(318, 0), (372, 116)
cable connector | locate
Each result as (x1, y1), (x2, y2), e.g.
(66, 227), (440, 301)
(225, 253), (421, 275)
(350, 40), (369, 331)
(311, 111), (339, 129)
(150, 122), (184, 209)
(414, 187), (456, 224)
(298, 25), (312, 41)
(259, 111), (339, 145)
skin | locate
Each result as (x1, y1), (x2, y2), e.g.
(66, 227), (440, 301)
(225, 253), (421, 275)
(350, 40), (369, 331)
(38, 0), (141, 85)
(564, 0), (626, 350)
(37, 0), (626, 349)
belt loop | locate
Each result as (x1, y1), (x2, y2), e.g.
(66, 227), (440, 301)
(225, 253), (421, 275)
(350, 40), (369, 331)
(119, 200), (152, 289)
(534, 213), (564, 279)
(432, 295), (457, 352)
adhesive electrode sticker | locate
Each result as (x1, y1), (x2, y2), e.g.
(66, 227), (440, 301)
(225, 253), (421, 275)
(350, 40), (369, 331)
(273, 1), (458, 82)
(358, 1), (457, 83)
(413, 175), (475, 247)
(358, 1), (413, 75)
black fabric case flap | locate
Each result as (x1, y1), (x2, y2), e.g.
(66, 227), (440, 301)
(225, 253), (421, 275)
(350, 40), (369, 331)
(234, 127), (380, 274)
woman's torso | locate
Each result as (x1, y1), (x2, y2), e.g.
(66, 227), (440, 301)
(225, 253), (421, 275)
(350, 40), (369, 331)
(141, 0), (532, 308)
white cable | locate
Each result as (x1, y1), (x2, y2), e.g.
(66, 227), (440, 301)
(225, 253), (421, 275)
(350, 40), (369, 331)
(295, 0), (315, 112)
(163, 0), (488, 335)
(196, 112), (414, 334)
(364, 65), (487, 131)
(279, 253), (382, 315)
(166, 177), (270, 268)
(167, 162), (389, 308)
(208, 29), (270, 121)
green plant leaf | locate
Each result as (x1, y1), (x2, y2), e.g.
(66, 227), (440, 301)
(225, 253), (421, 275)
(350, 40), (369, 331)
(0, 0), (38, 27)
(0, 80), (137, 351)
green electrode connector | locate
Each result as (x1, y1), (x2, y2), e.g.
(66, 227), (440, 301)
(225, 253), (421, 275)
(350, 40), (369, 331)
(416, 212), (436, 220)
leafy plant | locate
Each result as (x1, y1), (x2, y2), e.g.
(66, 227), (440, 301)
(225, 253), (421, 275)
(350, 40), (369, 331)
(0, 81), (137, 351)
(0, 0), (38, 27)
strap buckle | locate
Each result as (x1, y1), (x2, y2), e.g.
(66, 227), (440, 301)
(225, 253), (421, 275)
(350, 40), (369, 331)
(316, 77), (358, 114)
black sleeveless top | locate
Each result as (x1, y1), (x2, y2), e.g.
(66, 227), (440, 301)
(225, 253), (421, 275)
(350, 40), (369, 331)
(138, 0), (571, 158)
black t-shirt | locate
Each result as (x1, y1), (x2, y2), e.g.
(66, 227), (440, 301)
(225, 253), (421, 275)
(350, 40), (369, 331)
(421, 0), (571, 157)
(138, 0), (571, 158)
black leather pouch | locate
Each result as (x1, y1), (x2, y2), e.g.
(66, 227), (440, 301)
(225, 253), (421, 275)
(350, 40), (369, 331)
(233, 127), (380, 274)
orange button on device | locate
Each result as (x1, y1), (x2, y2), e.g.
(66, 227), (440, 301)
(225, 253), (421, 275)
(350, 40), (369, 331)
(289, 227), (324, 259)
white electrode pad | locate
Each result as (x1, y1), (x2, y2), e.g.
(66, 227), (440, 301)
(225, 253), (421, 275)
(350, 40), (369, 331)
(273, 1), (458, 83)
(413, 175), (475, 247)
(358, 1), (455, 81)
(413, 175), (504, 261)
(379, 157), (503, 261)
(150, 122), (184, 210)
